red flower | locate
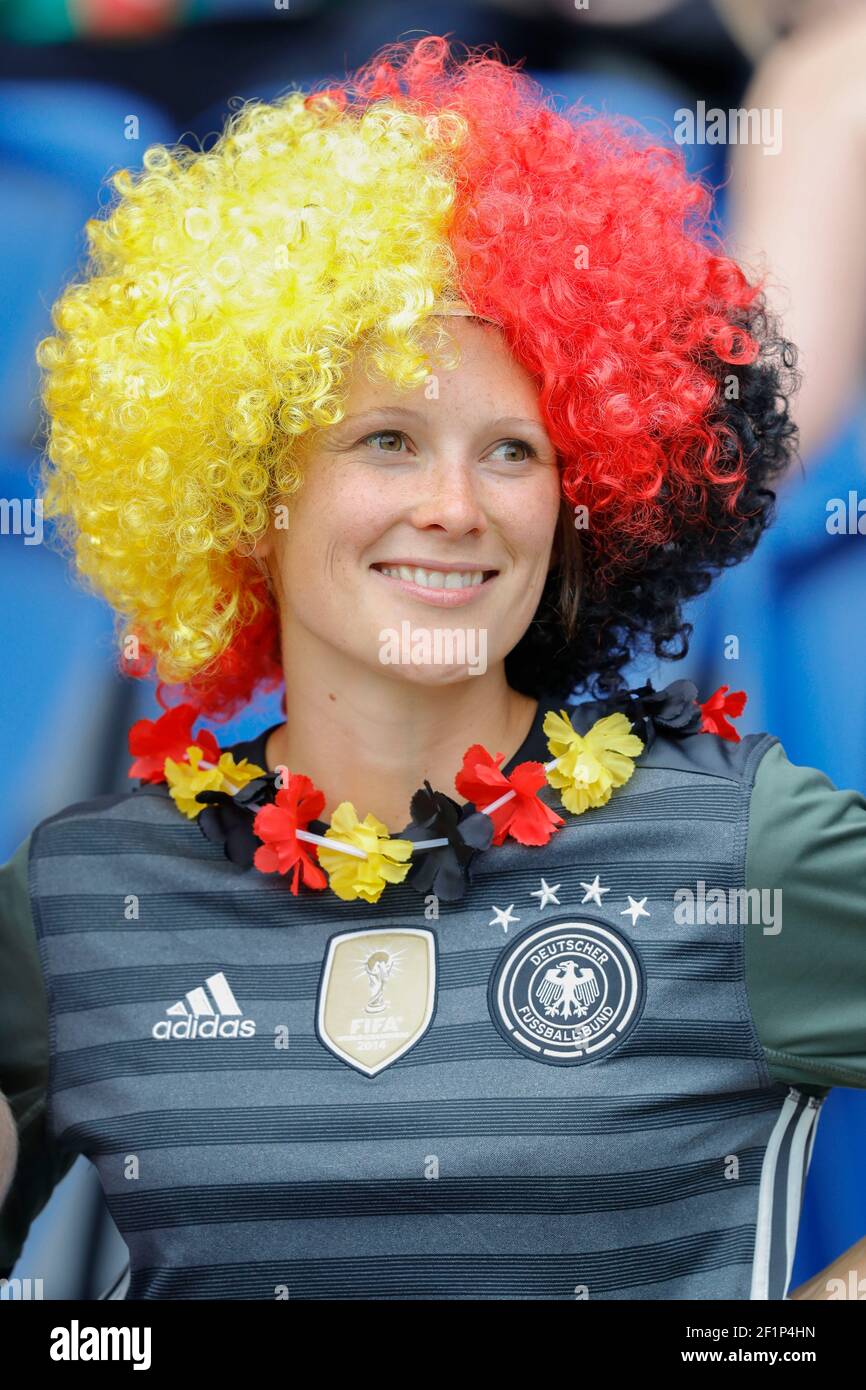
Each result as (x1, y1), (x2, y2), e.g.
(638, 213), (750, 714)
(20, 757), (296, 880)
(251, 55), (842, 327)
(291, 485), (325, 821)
(253, 774), (328, 895)
(699, 685), (747, 742)
(128, 703), (220, 782)
(455, 744), (564, 846)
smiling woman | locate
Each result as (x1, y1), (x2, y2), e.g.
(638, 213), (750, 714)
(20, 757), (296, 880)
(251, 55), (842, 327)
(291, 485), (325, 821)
(2, 34), (865, 1306)
(247, 313), (567, 825)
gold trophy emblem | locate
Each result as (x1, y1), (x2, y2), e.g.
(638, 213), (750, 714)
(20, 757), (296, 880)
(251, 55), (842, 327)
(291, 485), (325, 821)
(363, 950), (395, 1013)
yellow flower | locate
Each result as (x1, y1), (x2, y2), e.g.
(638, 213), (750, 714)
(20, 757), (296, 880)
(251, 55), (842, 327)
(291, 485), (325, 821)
(164, 745), (265, 819)
(215, 751), (266, 790)
(318, 802), (413, 903)
(543, 709), (644, 815)
(165, 745), (224, 819)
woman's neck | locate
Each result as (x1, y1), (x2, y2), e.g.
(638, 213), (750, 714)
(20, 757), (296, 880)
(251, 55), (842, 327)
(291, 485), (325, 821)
(263, 655), (537, 831)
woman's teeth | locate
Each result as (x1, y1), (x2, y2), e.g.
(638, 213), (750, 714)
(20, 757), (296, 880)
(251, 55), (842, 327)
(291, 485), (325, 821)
(377, 565), (486, 590)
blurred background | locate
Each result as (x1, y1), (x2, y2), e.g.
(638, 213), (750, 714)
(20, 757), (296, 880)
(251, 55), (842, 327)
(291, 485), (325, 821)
(1, 0), (864, 1300)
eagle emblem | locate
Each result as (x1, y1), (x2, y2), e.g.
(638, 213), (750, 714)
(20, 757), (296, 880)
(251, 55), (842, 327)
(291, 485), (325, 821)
(537, 961), (600, 1019)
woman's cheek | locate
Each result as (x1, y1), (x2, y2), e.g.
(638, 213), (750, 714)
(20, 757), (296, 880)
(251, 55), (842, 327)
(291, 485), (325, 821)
(498, 490), (559, 569)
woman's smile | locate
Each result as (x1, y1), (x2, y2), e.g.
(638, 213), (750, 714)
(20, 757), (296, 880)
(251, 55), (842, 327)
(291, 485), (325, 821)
(369, 559), (500, 607)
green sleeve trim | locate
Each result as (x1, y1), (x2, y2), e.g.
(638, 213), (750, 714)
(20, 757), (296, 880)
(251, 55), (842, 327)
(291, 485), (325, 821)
(745, 742), (866, 1090)
(763, 1048), (854, 1091)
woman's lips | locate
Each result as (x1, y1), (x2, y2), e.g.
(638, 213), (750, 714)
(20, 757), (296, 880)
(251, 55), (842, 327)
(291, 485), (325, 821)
(370, 563), (498, 608)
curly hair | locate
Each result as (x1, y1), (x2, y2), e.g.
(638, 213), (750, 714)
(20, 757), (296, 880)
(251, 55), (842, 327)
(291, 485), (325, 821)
(35, 34), (799, 719)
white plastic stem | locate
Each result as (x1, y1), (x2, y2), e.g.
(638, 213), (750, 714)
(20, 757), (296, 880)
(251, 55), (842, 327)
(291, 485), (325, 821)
(193, 751), (565, 863)
(296, 827), (366, 860)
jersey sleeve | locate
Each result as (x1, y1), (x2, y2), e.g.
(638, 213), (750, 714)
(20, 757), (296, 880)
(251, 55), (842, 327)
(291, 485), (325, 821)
(744, 741), (866, 1091)
(0, 835), (77, 1276)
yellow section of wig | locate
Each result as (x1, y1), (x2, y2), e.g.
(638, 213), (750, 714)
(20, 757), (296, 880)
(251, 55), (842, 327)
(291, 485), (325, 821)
(36, 93), (466, 686)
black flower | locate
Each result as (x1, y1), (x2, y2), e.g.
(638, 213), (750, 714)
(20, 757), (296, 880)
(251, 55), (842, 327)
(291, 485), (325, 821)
(634, 679), (702, 734)
(594, 678), (702, 748)
(196, 774), (278, 868)
(399, 781), (494, 902)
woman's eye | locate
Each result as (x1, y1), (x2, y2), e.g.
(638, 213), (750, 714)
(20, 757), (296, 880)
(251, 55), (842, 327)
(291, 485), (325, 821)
(358, 432), (538, 461)
(361, 430), (407, 453)
(490, 439), (537, 462)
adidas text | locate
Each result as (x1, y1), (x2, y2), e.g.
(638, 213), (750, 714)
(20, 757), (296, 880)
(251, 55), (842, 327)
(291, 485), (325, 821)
(152, 1016), (256, 1040)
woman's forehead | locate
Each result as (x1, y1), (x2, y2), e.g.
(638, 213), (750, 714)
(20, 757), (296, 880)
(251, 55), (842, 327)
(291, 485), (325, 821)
(341, 315), (537, 408)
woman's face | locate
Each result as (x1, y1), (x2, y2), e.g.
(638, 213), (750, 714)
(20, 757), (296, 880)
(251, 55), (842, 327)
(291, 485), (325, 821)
(257, 316), (562, 685)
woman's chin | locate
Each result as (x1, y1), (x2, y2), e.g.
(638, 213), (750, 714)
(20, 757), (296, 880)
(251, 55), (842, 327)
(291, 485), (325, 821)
(370, 620), (491, 682)
(377, 660), (489, 687)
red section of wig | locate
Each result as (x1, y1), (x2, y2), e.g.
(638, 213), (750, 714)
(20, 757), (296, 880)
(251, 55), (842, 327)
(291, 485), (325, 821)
(343, 36), (761, 583)
(122, 575), (283, 724)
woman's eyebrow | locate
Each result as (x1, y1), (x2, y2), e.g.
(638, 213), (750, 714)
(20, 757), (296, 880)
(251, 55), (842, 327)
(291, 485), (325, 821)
(335, 407), (427, 428)
(314, 408), (417, 449)
(493, 417), (550, 435)
(334, 408), (549, 433)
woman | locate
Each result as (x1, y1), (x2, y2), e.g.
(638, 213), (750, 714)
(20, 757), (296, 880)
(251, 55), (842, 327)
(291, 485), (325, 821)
(1, 36), (864, 1301)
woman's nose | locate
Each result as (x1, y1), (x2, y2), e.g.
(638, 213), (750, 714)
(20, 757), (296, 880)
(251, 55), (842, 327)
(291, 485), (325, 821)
(405, 455), (488, 536)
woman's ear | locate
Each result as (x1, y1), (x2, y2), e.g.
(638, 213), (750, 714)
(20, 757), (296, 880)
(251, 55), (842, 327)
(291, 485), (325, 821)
(236, 527), (277, 599)
(248, 527), (274, 561)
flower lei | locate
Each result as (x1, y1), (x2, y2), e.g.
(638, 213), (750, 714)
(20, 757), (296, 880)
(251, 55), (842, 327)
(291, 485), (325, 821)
(128, 681), (746, 905)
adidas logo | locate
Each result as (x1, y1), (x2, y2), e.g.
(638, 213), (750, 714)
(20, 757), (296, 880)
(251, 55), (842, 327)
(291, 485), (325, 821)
(152, 972), (256, 1040)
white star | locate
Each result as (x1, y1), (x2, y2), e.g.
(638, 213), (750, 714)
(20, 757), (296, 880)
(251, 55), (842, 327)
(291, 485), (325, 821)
(621, 896), (650, 926)
(530, 878), (561, 910)
(489, 904), (520, 933)
(580, 875), (610, 907)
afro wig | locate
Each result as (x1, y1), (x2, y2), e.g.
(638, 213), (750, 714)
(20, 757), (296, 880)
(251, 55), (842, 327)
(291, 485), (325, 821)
(35, 35), (799, 720)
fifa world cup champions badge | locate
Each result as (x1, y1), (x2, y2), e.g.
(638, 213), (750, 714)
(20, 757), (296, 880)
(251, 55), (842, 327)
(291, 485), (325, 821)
(316, 928), (438, 1076)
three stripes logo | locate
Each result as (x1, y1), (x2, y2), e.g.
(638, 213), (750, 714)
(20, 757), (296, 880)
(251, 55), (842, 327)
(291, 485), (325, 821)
(152, 972), (256, 1040)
